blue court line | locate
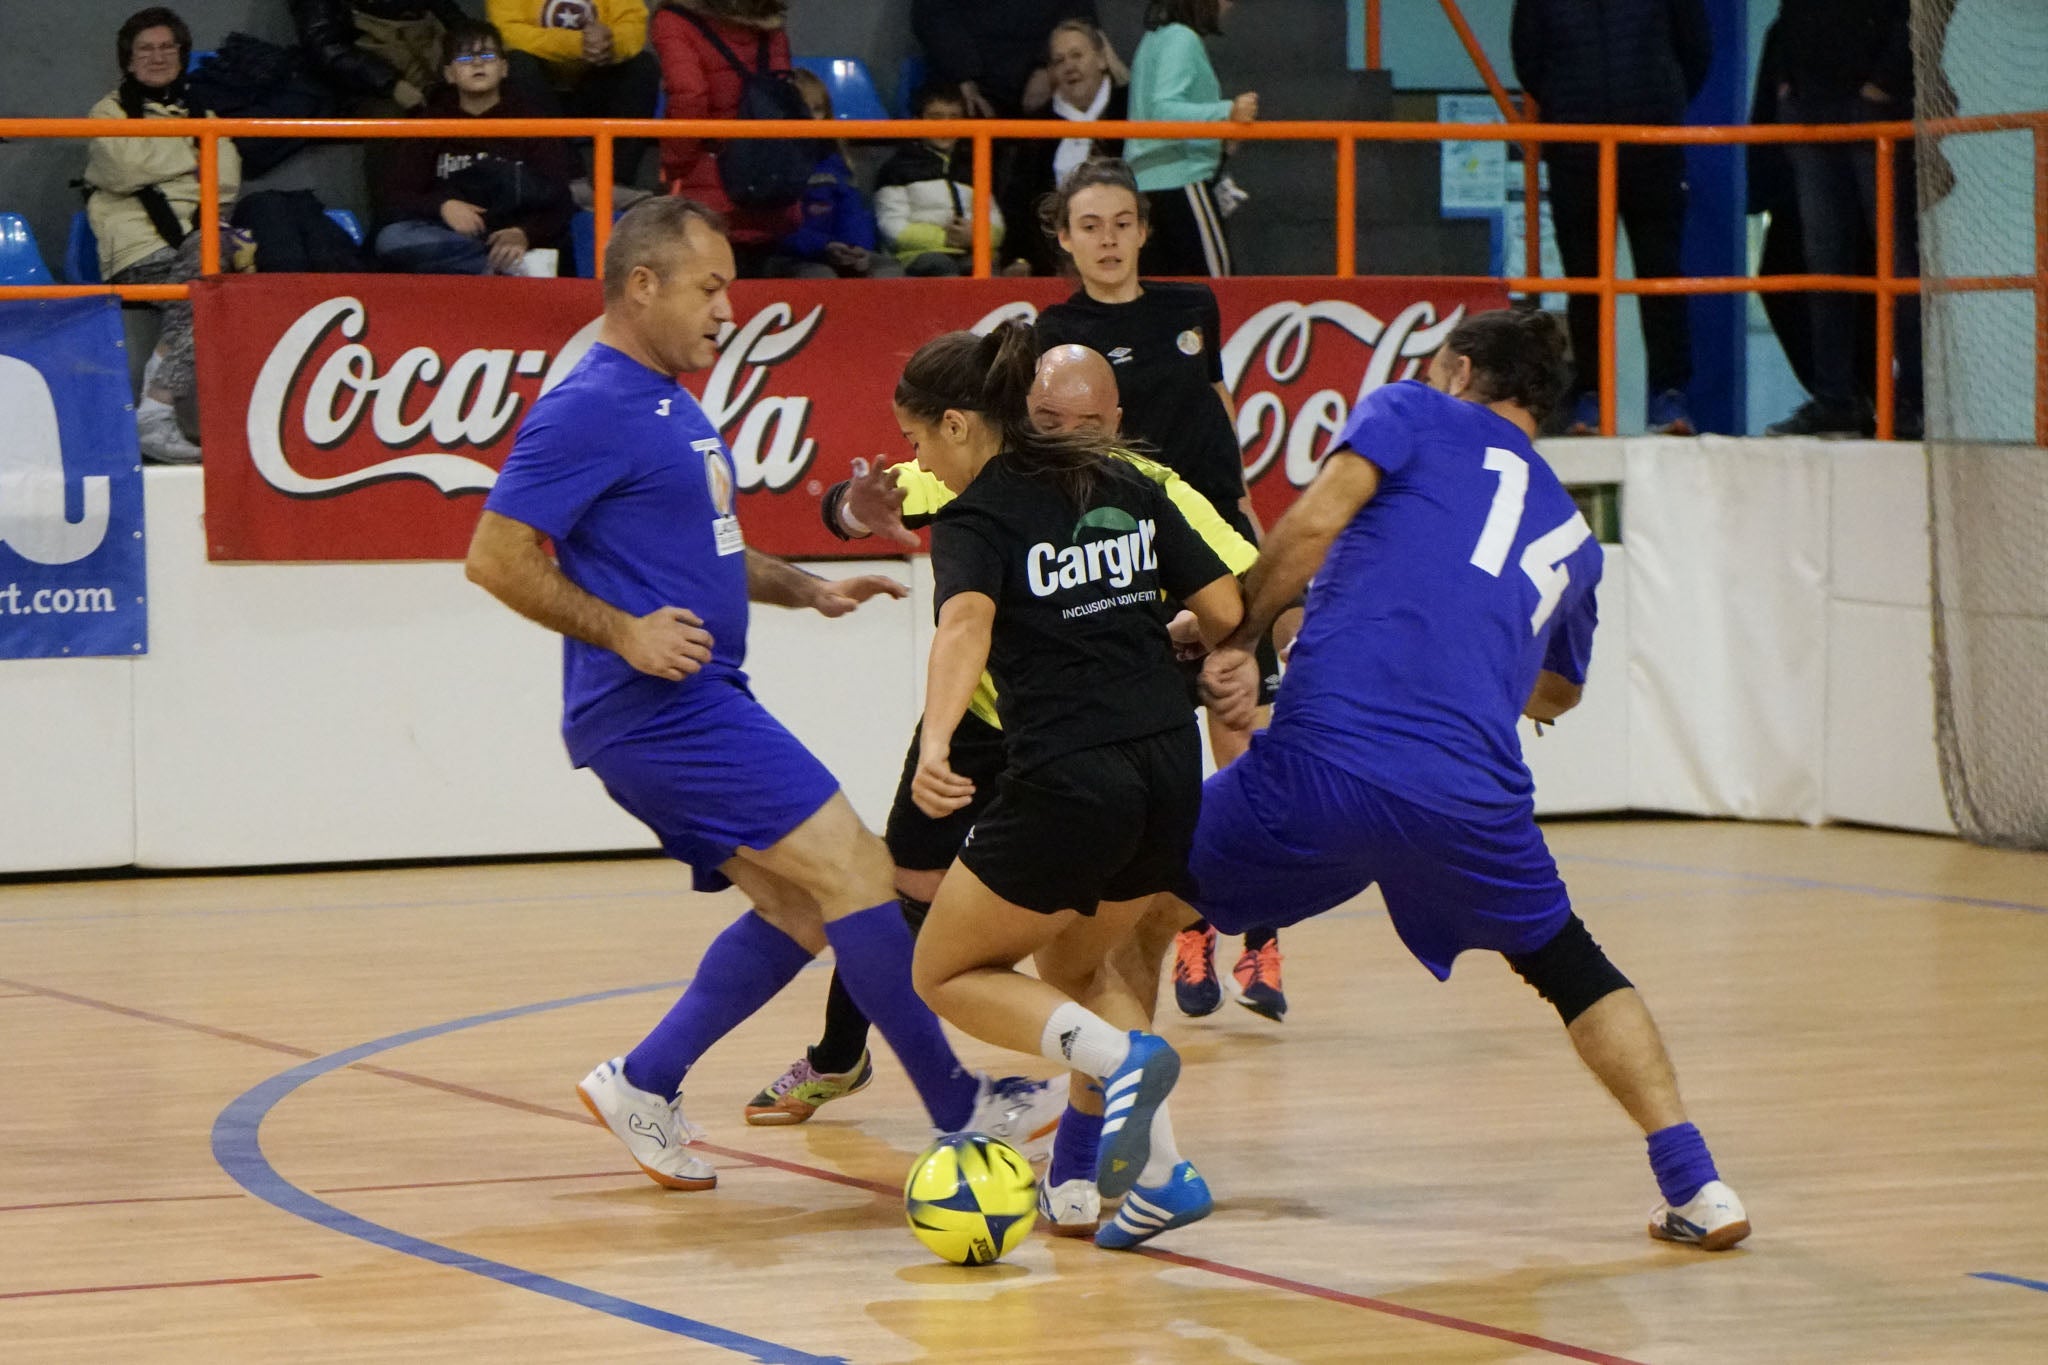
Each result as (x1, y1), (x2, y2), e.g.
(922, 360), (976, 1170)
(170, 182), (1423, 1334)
(210, 979), (849, 1365)
(1555, 853), (2048, 916)
(1970, 1271), (2048, 1294)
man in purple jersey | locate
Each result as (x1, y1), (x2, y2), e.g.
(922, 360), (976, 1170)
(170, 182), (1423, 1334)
(1193, 307), (1750, 1251)
(465, 196), (1060, 1192)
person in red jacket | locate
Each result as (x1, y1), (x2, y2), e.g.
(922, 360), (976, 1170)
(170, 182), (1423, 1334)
(649, 0), (799, 275)
(374, 20), (576, 274)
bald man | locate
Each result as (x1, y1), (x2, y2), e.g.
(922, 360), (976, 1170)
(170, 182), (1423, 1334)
(744, 340), (1255, 1235)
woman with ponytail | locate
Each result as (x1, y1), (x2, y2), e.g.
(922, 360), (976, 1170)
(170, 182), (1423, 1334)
(902, 320), (1243, 1250)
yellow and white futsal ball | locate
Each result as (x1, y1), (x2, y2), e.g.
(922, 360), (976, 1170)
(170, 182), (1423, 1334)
(903, 1132), (1039, 1265)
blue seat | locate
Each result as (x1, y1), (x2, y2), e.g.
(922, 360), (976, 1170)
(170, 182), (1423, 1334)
(793, 56), (890, 123)
(324, 207), (364, 246)
(894, 54), (928, 118)
(188, 49), (216, 74)
(0, 212), (54, 285)
(65, 210), (101, 284)
(569, 208), (635, 278)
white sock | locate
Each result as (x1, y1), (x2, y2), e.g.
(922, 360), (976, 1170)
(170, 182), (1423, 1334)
(1039, 1003), (1130, 1079)
(1139, 1103), (1181, 1185)
(137, 394), (171, 419)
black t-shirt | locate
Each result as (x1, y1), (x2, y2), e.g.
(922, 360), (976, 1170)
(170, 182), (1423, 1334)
(1035, 282), (1246, 517)
(931, 455), (1230, 773)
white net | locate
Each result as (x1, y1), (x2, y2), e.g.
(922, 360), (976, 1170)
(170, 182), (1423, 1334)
(1916, 0), (2048, 847)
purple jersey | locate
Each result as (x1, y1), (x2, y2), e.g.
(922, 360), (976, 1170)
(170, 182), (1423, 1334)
(1270, 380), (1601, 813)
(485, 343), (750, 765)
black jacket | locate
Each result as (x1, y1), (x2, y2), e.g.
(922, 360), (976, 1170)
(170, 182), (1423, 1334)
(1510, 0), (1712, 125)
(1770, 0), (1914, 103)
(289, 0), (469, 99)
(379, 85), (575, 246)
(911, 0), (1099, 115)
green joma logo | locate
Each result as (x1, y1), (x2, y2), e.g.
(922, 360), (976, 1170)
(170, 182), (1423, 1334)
(1072, 506), (1140, 539)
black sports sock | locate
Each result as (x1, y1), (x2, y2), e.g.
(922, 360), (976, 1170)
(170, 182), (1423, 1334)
(1186, 917), (1212, 934)
(807, 968), (873, 1076)
(1242, 926), (1276, 951)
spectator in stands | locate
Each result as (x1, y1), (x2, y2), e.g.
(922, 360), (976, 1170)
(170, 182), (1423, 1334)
(1126, 0), (1257, 278)
(875, 83), (1008, 277)
(86, 6), (243, 464)
(1004, 18), (1128, 277)
(490, 0), (661, 198)
(374, 20), (574, 275)
(759, 69), (903, 279)
(1511, 0), (1710, 436)
(1747, 14), (1826, 403)
(290, 0), (468, 116)
(910, 0), (1104, 119)
(649, 0), (800, 277)
(1763, 0), (1921, 439)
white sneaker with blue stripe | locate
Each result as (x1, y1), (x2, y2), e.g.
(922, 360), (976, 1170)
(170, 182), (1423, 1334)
(1648, 1179), (1750, 1250)
(1095, 1031), (1180, 1198)
(1095, 1161), (1212, 1250)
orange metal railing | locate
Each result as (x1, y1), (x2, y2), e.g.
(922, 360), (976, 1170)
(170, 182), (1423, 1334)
(2, 111), (2043, 441)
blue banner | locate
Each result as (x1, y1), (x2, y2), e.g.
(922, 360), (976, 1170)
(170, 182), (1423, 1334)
(0, 298), (147, 659)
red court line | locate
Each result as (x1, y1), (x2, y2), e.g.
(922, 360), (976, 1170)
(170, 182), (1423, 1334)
(0, 977), (317, 1059)
(1139, 1248), (1650, 1365)
(315, 1170), (649, 1195)
(13, 975), (1642, 1362)
(0, 1192), (246, 1214)
(0, 1273), (320, 1300)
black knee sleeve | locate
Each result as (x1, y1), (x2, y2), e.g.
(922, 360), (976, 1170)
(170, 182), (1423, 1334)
(1505, 914), (1631, 1025)
(898, 894), (931, 937)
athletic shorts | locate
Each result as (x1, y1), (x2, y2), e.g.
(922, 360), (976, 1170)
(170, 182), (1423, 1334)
(1217, 504), (1282, 707)
(1188, 734), (1572, 979)
(584, 678), (841, 893)
(961, 724), (1202, 917)
(884, 711), (1008, 871)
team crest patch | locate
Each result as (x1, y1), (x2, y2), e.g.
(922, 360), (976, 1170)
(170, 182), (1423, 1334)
(703, 445), (735, 517)
(1176, 327), (1203, 356)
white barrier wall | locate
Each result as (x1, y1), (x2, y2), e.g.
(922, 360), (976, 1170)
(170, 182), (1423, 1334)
(0, 440), (1955, 875)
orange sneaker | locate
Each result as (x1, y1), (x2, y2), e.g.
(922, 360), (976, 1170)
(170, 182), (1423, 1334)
(1172, 926), (1222, 1017)
(1231, 939), (1286, 1021)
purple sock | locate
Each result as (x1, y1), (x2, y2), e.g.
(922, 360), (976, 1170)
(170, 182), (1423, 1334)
(1646, 1122), (1720, 1206)
(623, 910), (813, 1099)
(823, 901), (977, 1130)
(1047, 1103), (1103, 1186)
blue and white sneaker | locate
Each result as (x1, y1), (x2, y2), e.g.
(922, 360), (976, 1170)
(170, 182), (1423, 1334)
(1648, 1179), (1750, 1251)
(1095, 1161), (1212, 1250)
(1037, 1177), (1101, 1238)
(1096, 1032), (1180, 1198)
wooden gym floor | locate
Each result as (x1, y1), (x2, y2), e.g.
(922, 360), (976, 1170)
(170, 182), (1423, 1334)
(2, 818), (2045, 1363)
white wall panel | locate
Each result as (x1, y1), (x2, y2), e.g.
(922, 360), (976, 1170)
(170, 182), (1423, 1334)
(0, 659), (133, 872)
(1830, 441), (1934, 608)
(1824, 602), (1955, 834)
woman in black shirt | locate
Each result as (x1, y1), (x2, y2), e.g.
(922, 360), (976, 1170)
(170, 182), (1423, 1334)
(1033, 156), (1290, 1022)
(904, 320), (1241, 1247)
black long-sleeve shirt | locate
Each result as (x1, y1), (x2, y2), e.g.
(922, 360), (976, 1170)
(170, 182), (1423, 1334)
(910, 0), (1098, 115)
(1770, 0), (1915, 103)
(1510, 0), (1712, 125)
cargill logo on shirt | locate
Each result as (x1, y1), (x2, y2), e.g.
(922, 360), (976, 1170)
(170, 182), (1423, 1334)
(1026, 508), (1157, 598)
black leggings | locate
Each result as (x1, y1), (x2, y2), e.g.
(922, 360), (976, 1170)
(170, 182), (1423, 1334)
(1140, 180), (1232, 277)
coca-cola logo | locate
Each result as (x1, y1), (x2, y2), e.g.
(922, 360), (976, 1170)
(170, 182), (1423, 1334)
(1222, 300), (1464, 489)
(242, 290), (1463, 504)
(248, 295), (828, 501)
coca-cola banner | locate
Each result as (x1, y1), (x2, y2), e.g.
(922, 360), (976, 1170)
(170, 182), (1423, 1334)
(193, 274), (1506, 562)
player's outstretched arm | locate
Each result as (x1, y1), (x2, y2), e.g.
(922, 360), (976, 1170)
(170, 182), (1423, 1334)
(1228, 449), (1381, 652)
(914, 592), (993, 819)
(743, 547), (908, 614)
(465, 511), (714, 681)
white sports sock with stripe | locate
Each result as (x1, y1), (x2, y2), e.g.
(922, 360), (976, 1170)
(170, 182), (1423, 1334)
(1138, 1103), (1180, 1185)
(1039, 1003), (1130, 1079)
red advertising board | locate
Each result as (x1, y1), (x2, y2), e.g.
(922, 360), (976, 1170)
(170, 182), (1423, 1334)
(194, 274), (1507, 561)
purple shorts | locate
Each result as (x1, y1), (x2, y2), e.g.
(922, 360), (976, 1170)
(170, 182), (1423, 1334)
(584, 677), (841, 892)
(1189, 735), (1572, 979)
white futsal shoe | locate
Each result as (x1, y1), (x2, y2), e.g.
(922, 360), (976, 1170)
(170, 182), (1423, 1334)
(1037, 1177), (1103, 1238)
(964, 1073), (1065, 1163)
(577, 1057), (718, 1191)
(1648, 1179), (1750, 1250)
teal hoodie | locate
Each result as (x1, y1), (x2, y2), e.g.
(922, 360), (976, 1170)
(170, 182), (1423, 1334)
(1125, 22), (1233, 192)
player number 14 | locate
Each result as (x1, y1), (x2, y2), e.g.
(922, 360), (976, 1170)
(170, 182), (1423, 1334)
(1469, 446), (1592, 634)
